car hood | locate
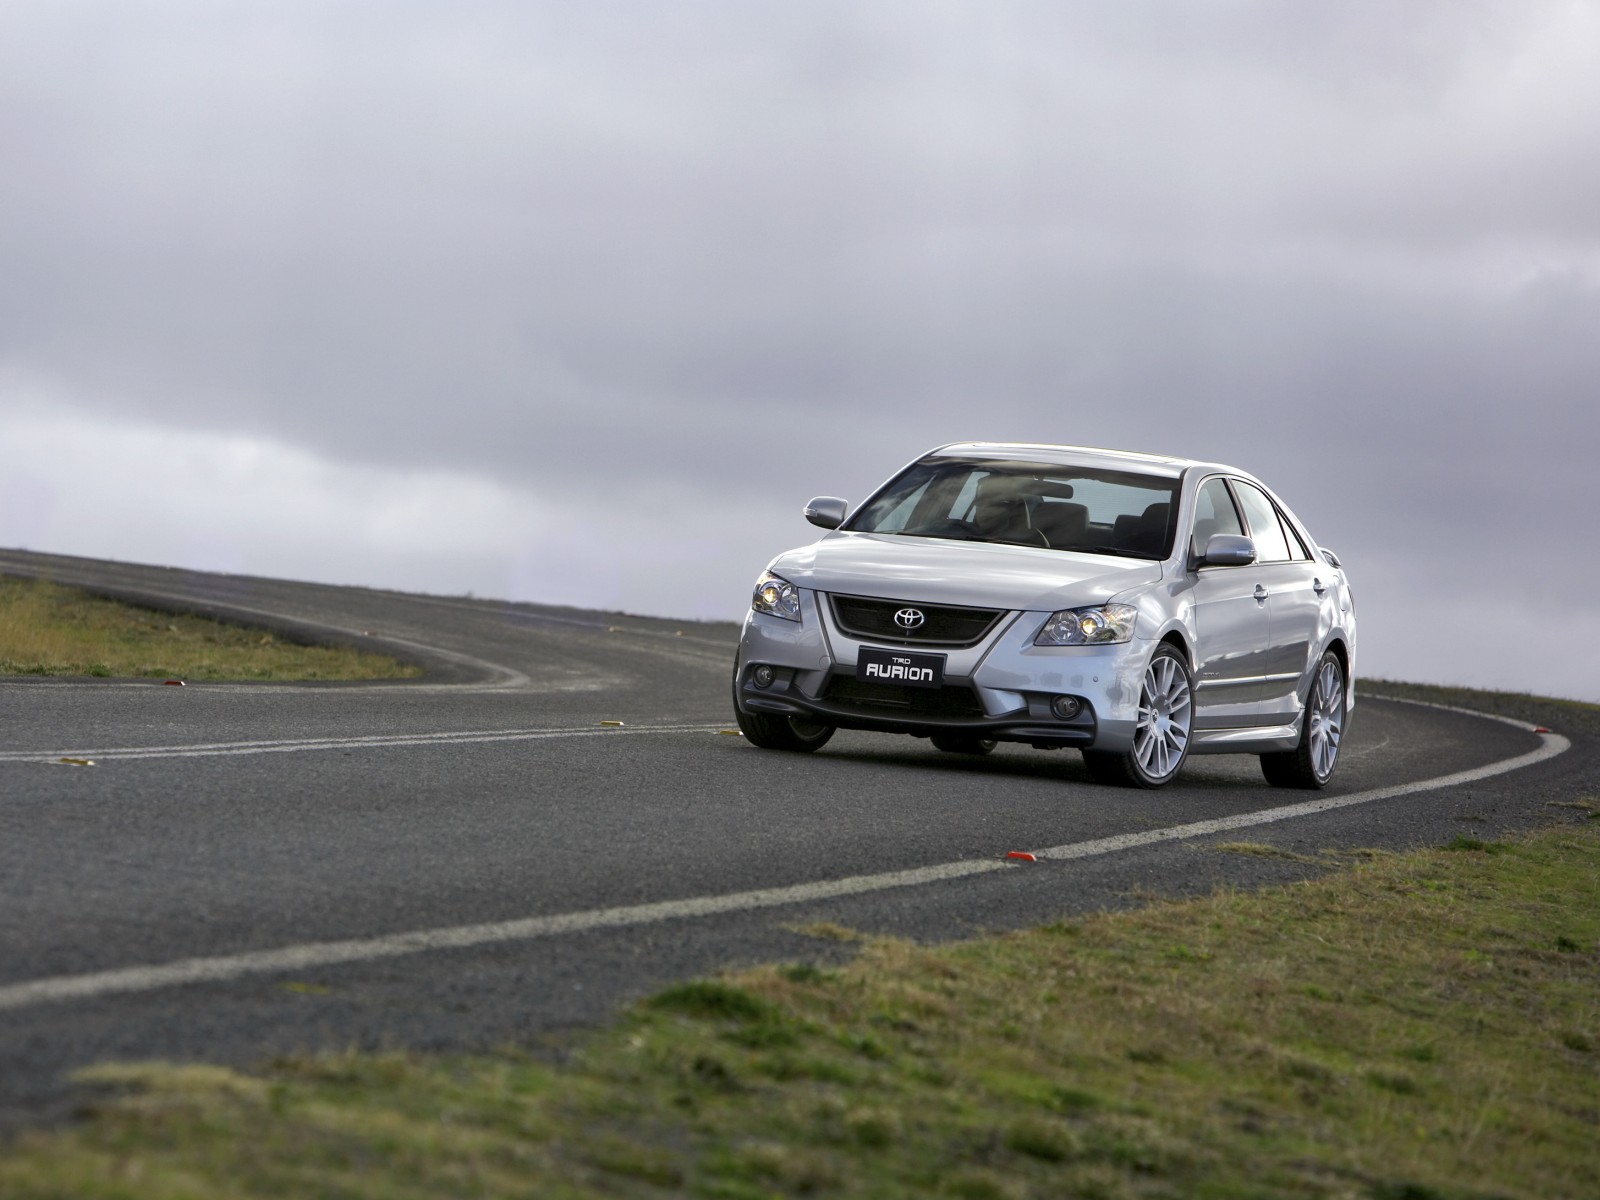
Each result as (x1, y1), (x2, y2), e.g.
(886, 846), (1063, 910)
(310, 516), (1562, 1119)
(769, 532), (1163, 612)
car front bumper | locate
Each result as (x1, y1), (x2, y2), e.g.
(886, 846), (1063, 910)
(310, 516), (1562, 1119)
(735, 590), (1151, 752)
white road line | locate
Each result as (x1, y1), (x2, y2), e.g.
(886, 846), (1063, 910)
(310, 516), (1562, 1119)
(0, 859), (1007, 1013)
(0, 702), (1570, 1013)
(0, 723), (729, 763)
(1035, 703), (1569, 861)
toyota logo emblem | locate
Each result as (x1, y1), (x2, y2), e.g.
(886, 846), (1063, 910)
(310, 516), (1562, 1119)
(893, 607), (926, 630)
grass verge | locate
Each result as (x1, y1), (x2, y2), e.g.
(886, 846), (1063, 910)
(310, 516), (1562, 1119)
(3, 822), (1596, 1198)
(0, 577), (421, 681)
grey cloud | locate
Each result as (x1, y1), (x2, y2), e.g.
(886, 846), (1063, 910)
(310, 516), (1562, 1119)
(2, 1), (1597, 696)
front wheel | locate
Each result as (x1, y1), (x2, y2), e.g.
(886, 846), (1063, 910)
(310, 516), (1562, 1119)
(732, 663), (835, 752)
(1260, 651), (1345, 789)
(1082, 644), (1194, 788)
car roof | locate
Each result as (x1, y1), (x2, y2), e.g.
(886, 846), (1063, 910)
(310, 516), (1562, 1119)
(926, 441), (1230, 481)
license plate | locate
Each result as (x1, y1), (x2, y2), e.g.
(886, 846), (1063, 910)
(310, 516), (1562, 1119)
(855, 647), (945, 689)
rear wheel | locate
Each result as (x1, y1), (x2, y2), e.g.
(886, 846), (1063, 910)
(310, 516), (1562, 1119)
(1082, 644), (1193, 788)
(731, 662), (835, 752)
(930, 732), (997, 756)
(1261, 651), (1345, 789)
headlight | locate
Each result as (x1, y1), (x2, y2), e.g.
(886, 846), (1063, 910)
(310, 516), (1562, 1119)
(751, 571), (802, 622)
(1034, 603), (1137, 646)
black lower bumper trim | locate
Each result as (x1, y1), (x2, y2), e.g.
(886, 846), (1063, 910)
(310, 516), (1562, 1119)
(739, 687), (1098, 747)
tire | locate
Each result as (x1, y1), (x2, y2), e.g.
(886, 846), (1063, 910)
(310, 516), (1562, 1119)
(930, 732), (997, 756)
(1261, 650), (1345, 789)
(1081, 644), (1193, 788)
(731, 662), (835, 752)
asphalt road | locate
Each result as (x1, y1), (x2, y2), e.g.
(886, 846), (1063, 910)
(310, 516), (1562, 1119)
(1, 547), (1592, 1133)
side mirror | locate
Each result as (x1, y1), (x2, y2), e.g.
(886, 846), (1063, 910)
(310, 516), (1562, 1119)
(1199, 533), (1256, 567)
(804, 496), (849, 530)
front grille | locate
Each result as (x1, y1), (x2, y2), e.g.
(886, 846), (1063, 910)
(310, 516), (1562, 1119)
(829, 594), (1006, 647)
(822, 677), (986, 719)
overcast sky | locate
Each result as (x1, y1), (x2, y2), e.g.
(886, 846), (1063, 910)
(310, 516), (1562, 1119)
(3, 2), (1597, 701)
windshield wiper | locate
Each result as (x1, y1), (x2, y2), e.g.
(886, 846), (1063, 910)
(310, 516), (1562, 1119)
(1075, 547), (1164, 563)
(1084, 546), (1161, 560)
(890, 529), (985, 543)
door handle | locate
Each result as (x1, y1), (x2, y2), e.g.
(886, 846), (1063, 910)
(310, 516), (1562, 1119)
(1313, 578), (1327, 595)
(1253, 584), (1269, 601)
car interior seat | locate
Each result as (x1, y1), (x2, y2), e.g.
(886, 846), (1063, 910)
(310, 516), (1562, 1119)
(1032, 501), (1089, 550)
(1112, 503), (1171, 557)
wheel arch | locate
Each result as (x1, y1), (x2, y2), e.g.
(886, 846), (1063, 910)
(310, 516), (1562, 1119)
(1323, 636), (1349, 680)
(1322, 635), (1354, 709)
(1155, 627), (1195, 673)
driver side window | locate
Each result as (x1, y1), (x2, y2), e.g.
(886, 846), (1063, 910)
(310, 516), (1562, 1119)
(1231, 481), (1293, 564)
(1192, 477), (1244, 553)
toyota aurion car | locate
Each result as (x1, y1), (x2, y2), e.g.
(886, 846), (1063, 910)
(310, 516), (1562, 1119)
(733, 443), (1355, 789)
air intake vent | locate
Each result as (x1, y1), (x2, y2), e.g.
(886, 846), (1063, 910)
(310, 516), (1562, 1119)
(822, 677), (986, 718)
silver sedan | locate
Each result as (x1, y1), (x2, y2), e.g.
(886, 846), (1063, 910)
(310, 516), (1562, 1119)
(733, 443), (1356, 789)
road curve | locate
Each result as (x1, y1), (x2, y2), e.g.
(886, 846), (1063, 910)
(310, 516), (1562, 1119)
(1, 548), (1593, 1133)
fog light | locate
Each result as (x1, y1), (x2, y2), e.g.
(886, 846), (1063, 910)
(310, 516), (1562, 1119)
(752, 664), (776, 688)
(1051, 695), (1082, 720)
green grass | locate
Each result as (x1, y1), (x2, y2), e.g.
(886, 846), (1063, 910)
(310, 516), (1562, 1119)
(3, 821), (1596, 1198)
(0, 577), (422, 681)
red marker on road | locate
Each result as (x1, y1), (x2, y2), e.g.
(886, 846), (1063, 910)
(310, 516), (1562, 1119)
(1006, 851), (1037, 862)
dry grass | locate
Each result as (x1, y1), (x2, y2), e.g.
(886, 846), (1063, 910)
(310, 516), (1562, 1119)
(0, 577), (421, 681)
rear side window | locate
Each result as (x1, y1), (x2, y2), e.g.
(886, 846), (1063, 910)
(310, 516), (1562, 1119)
(1279, 511), (1313, 560)
(1232, 480), (1292, 564)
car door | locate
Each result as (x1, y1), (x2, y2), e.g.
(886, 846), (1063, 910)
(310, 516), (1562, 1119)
(1231, 479), (1325, 725)
(1186, 475), (1271, 729)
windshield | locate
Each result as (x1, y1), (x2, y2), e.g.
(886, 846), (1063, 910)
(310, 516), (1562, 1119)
(846, 456), (1179, 559)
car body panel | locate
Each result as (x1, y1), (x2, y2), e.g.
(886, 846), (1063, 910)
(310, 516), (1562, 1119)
(1257, 560), (1326, 720)
(1183, 564), (1271, 729)
(768, 532), (1163, 614)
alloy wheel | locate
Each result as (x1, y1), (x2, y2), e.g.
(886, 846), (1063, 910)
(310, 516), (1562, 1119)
(1308, 659), (1344, 780)
(1134, 652), (1192, 781)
